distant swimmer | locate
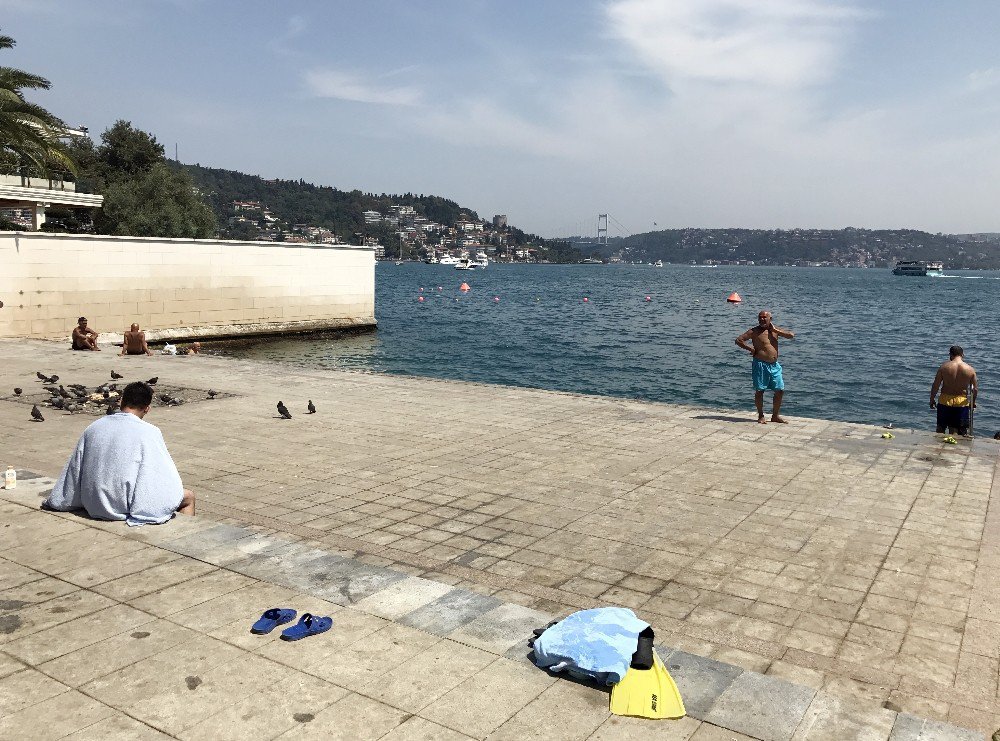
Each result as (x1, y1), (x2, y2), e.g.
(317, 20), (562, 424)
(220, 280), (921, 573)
(735, 310), (795, 424)
(930, 346), (977, 437)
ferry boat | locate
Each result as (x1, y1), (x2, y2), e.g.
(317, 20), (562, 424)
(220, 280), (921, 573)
(439, 254), (460, 266)
(892, 260), (943, 277)
(581, 257), (603, 264)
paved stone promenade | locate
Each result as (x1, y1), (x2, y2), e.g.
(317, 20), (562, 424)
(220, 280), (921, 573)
(1, 339), (998, 738)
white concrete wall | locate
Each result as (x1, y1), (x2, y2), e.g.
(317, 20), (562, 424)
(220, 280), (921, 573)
(0, 232), (375, 342)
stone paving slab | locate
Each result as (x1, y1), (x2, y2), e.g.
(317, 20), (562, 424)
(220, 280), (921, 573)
(1, 340), (998, 737)
(0, 474), (986, 740)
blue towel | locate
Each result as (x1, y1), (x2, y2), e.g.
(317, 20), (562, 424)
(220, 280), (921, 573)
(45, 412), (184, 526)
(532, 607), (649, 685)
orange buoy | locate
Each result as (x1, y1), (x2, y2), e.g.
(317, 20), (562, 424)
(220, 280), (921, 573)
(583, 297), (589, 302)
(460, 283), (470, 292)
(727, 292), (742, 303)
(493, 296), (500, 302)
(645, 296), (652, 302)
(418, 296), (424, 302)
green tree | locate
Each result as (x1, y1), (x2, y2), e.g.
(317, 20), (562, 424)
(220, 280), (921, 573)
(0, 31), (74, 177)
(86, 121), (216, 238)
(98, 163), (215, 239)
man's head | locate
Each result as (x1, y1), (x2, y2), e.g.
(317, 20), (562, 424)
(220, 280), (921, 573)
(192, 342), (201, 352)
(78, 317), (87, 328)
(130, 323), (139, 331)
(950, 345), (964, 359)
(758, 311), (772, 327)
(120, 381), (153, 418)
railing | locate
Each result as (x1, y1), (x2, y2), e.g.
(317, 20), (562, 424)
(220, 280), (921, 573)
(0, 173), (76, 192)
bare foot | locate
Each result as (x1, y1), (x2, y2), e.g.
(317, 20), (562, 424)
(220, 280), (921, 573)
(758, 416), (768, 424)
(770, 416), (788, 424)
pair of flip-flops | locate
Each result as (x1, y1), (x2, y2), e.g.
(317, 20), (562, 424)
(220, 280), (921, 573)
(251, 609), (332, 641)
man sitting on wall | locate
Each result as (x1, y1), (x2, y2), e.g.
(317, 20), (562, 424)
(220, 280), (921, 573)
(121, 323), (153, 356)
(71, 317), (101, 351)
(44, 381), (195, 525)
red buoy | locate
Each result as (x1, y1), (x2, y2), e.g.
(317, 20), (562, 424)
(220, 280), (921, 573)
(727, 292), (742, 303)
(583, 297), (589, 302)
(460, 283), (470, 292)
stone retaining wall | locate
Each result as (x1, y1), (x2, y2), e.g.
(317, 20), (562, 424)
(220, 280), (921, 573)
(0, 231), (375, 342)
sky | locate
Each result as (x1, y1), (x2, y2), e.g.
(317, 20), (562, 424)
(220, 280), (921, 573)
(3, 0), (999, 237)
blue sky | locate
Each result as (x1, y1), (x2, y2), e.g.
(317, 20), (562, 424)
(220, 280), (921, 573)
(4, 1), (999, 236)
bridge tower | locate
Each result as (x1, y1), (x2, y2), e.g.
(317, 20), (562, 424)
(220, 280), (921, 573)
(597, 214), (608, 246)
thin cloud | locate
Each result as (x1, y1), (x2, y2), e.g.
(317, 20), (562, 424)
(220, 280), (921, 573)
(304, 68), (421, 106)
(606, 0), (866, 89)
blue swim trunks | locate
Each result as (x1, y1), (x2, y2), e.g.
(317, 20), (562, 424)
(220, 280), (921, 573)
(752, 358), (784, 391)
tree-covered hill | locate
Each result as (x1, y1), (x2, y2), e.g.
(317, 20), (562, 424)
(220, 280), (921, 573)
(173, 162), (471, 242)
(575, 228), (1000, 269)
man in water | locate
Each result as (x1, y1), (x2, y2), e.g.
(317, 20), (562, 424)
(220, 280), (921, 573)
(186, 341), (201, 355)
(121, 323), (153, 356)
(930, 346), (977, 436)
(72, 317), (101, 351)
(44, 381), (195, 524)
(735, 310), (795, 424)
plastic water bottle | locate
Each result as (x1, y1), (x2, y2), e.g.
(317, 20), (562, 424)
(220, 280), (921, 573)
(4, 466), (15, 490)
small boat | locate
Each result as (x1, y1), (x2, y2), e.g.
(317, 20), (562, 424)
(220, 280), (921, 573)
(455, 258), (475, 270)
(581, 257), (603, 264)
(424, 254), (439, 264)
(474, 250), (489, 269)
(892, 260), (943, 276)
(654, 260), (663, 267)
(439, 254), (460, 266)
(395, 261), (403, 266)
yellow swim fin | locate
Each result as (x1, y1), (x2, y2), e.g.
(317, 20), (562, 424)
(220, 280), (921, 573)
(610, 652), (685, 720)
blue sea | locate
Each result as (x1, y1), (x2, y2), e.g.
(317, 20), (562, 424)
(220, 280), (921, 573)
(225, 263), (1000, 434)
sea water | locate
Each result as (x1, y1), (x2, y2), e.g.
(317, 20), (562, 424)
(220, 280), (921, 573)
(225, 263), (1000, 434)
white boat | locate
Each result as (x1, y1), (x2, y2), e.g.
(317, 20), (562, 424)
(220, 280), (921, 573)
(474, 250), (489, 269)
(892, 260), (943, 276)
(439, 254), (460, 266)
(654, 260), (663, 267)
(424, 254), (439, 264)
(455, 257), (475, 270)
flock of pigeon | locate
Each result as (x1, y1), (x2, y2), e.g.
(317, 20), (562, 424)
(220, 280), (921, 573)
(20, 370), (219, 422)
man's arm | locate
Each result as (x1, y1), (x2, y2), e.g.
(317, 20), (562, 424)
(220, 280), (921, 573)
(735, 329), (756, 355)
(771, 325), (794, 339)
(930, 368), (942, 408)
(970, 370), (978, 408)
(140, 332), (152, 355)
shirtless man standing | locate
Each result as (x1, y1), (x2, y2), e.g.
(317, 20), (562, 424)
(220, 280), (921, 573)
(930, 346), (977, 436)
(72, 317), (101, 351)
(736, 310), (795, 424)
(121, 324), (153, 356)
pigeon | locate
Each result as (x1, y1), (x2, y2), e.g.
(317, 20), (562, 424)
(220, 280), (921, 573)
(103, 390), (110, 400)
(158, 393), (173, 404)
(307, 400), (316, 414)
(65, 402), (79, 413)
(42, 385), (60, 395)
(207, 389), (218, 399)
(106, 403), (119, 415)
(13, 387), (21, 396)
(46, 375), (59, 384)
(277, 401), (291, 419)
(58, 385), (70, 398)
(110, 370), (123, 380)
(68, 383), (86, 390)
(30, 404), (44, 422)
(147, 377), (158, 386)
(50, 397), (65, 410)
(36, 371), (47, 381)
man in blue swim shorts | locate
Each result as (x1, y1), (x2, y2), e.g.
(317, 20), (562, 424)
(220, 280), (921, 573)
(736, 310), (795, 424)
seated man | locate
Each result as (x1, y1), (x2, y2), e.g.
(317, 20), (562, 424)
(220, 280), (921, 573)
(186, 342), (202, 355)
(44, 381), (195, 525)
(121, 323), (153, 356)
(71, 316), (101, 351)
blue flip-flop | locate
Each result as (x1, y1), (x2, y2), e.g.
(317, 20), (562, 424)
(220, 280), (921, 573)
(251, 608), (297, 635)
(280, 613), (332, 641)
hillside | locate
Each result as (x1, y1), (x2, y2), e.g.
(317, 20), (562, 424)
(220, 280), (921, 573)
(573, 228), (1000, 269)
(172, 162), (580, 262)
